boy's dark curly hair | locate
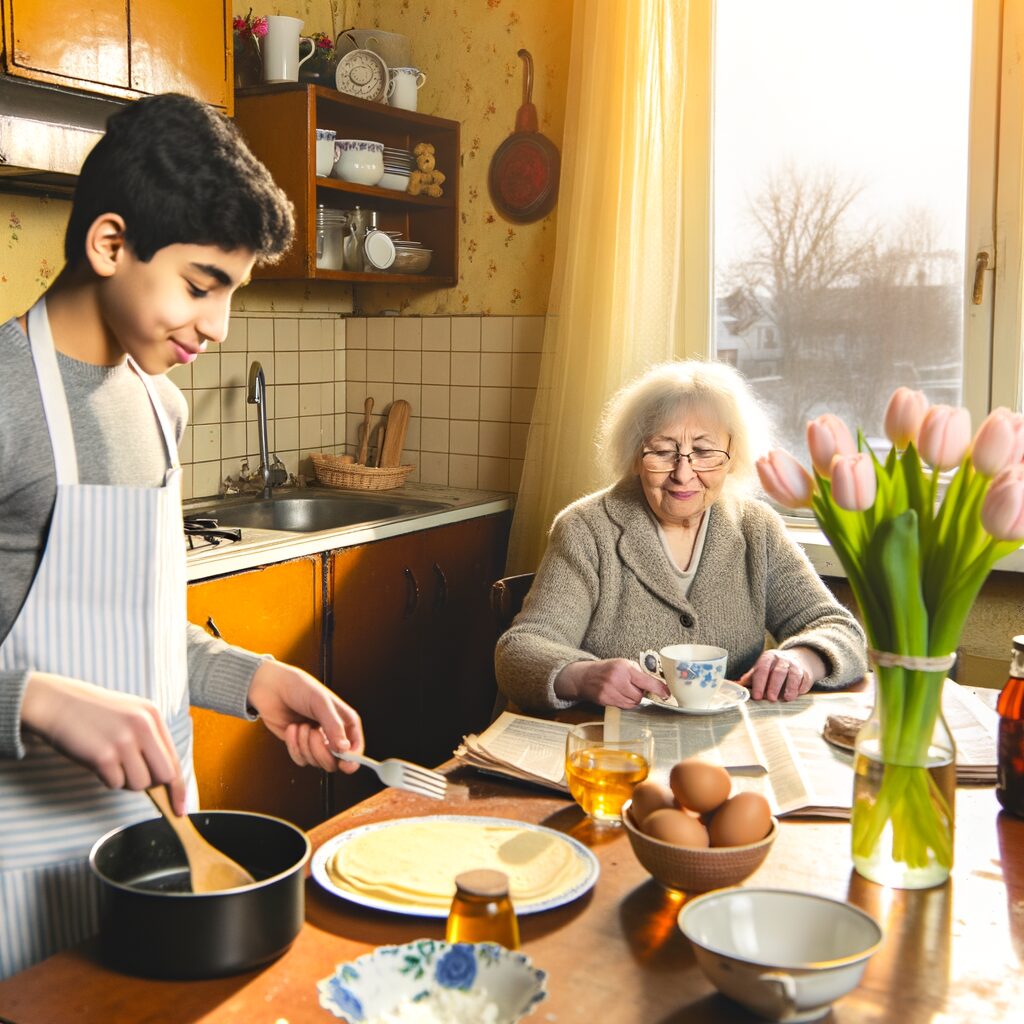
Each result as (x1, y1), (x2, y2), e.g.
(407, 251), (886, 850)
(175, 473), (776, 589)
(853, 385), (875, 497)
(64, 93), (294, 268)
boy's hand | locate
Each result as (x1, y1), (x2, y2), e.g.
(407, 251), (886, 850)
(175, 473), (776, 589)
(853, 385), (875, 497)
(20, 672), (187, 813)
(246, 661), (365, 774)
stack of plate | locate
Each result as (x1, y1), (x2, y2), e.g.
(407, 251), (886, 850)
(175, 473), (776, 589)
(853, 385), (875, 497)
(380, 147), (414, 191)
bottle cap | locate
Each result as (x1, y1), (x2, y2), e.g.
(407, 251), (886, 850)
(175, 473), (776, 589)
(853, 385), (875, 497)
(454, 869), (510, 899)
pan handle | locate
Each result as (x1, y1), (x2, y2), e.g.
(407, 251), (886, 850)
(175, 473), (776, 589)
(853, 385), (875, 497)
(517, 48), (533, 105)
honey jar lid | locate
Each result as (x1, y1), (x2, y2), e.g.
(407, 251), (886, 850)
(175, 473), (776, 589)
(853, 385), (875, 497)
(454, 869), (510, 899)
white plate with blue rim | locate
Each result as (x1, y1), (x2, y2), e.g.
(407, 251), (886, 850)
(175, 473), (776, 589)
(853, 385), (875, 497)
(317, 939), (548, 1023)
(639, 680), (751, 716)
(312, 815), (599, 918)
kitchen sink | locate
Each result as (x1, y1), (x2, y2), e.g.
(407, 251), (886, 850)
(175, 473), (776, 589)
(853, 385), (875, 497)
(197, 489), (450, 534)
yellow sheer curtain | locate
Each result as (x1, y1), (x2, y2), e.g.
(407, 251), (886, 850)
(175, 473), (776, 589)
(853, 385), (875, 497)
(506, 0), (713, 573)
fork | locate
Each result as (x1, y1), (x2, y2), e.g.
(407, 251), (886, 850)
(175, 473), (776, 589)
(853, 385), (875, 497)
(332, 751), (448, 801)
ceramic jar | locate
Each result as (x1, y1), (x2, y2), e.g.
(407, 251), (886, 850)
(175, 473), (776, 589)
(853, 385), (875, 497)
(331, 140), (384, 186)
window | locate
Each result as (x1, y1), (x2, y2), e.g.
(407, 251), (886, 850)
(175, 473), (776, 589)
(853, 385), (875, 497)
(711, 0), (1017, 464)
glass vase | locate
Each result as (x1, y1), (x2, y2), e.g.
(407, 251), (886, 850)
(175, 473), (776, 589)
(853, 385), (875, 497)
(851, 665), (956, 889)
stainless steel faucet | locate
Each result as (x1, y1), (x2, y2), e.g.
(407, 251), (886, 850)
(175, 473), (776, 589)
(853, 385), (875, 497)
(246, 360), (287, 499)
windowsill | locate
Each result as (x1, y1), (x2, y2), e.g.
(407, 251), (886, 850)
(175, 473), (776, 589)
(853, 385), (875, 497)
(786, 520), (1024, 577)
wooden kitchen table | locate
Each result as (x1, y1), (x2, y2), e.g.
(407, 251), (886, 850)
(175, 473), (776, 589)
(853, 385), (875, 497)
(0, 769), (1021, 1023)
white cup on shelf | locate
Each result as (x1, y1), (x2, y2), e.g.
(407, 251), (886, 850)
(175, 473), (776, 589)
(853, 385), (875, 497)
(388, 67), (426, 111)
(315, 129), (337, 177)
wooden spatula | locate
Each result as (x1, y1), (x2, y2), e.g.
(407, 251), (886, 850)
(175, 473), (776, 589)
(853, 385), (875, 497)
(378, 399), (411, 468)
(146, 786), (255, 893)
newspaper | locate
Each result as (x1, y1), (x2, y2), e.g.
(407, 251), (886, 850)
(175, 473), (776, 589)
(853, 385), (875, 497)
(454, 682), (999, 818)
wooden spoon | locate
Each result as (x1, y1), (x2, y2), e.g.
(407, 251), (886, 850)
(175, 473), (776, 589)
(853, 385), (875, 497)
(146, 786), (255, 893)
(357, 396), (374, 465)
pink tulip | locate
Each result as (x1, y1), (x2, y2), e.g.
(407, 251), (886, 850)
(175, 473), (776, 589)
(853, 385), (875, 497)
(806, 414), (857, 478)
(1011, 414), (1024, 464)
(883, 387), (929, 449)
(830, 453), (877, 511)
(981, 464), (1024, 541)
(971, 407), (1020, 476)
(917, 405), (972, 471)
(756, 451), (815, 509)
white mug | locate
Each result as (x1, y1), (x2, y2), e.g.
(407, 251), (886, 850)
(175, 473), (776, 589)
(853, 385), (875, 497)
(388, 67), (426, 111)
(262, 15), (314, 83)
(640, 644), (728, 709)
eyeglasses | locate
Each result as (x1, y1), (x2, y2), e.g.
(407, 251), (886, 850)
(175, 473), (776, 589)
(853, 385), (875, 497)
(641, 448), (731, 473)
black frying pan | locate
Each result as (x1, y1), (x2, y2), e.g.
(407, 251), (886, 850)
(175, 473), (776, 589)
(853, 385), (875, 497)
(488, 49), (561, 223)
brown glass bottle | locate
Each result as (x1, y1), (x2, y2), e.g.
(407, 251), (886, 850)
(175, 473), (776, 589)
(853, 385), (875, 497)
(445, 869), (520, 949)
(996, 635), (1024, 818)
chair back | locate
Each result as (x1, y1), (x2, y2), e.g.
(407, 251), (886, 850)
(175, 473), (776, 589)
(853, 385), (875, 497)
(490, 572), (535, 634)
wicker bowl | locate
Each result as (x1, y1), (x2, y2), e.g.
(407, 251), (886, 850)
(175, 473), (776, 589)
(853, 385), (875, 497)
(621, 799), (778, 894)
(310, 453), (414, 492)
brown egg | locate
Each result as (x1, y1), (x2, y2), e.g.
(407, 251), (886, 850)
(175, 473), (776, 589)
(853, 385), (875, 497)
(629, 781), (677, 827)
(708, 792), (772, 847)
(669, 759), (732, 814)
(642, 808), (710, 848)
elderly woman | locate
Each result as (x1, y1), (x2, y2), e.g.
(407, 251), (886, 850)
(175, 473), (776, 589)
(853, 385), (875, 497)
(496, 360), (867, 712)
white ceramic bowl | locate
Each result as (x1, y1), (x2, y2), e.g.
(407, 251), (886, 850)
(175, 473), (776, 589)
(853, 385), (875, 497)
(379, 170), (411, 191)
(317, 939), (547, 1023)
(678, 888), (883, 1022)
(332, 140), (384, 186)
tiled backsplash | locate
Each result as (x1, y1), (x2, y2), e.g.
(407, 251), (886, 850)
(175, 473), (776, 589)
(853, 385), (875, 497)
(169, 314), (543, 500)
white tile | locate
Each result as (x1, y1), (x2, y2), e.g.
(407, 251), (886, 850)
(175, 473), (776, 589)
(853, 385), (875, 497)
(367, 318), (395, 349)
(481, 352), (511, 387)
(347, 349), (367, 380)
(192, 352), (220, 389)
(346, 317), (367, 349)
(300, 415), (323, 450)
(449, 454), (478, 488)
(510, 421), (530, 459)
(299, 318), (323, 350)
(421, 418), (450, 452)
(275, 318), (299, 351)
(513, 315), (545, 352)
(395, 318), (422, 350)
(193, 424), (220, 461)
(221, 421), (247, 459)
(276, 352), (298, 385)
(334, 381), (347, 415)
(192, 389), (220, 425)
(193, 461), (222, 499)
(221, 352), (247, 389)
(479, 421), (511, 458)
(221, 385), (246, 423)
(480, 386), (511, 421)
(180, 464), (194, 500)
(223, 317), (248, 353)
(422, 351), (451, 385)
(511, 387), (536, 423)
(394, 383), (421, 408)
(347, 382), (367, 411)
(167, 362), (192, 389)
(300, 350), (325, 384)
(420, 451), (449, 485)
(450, 420), (479, 455)
(421, 385), (450, 418)
(334, 349), (347, 381)
(321, 318), (337, 350)
(247, 318), (274, 352)
(321, 415), (335, 445)
(179, 425), (193, 464)
(512, 352), (542, 388)
(299, 383), (322, 416)
(249, 351), (275, 378)
(320, 382), (334, 414)
(334, 319), (347, 350)
(367, 350), (395, 382)
(276, 417), (299, 451)
(273, 384), (298, 419)
(450, 386), (480, 420)
(481, 317), (513, 352)
(334, 415), (348, 450)
(478, 457), (510, 490)
(451, 317), (481, 351)
(321, 350), (334, 381)
(422, 317), (451, 351)
(404, 416), (420, 450)
(395, 350), (422, 383)
(451, 352), (480, 386)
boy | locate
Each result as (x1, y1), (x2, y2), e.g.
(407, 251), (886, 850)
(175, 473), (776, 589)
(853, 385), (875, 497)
(0, 94), (363, 978)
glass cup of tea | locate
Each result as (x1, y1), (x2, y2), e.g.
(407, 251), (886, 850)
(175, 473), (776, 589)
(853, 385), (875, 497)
(565, 721), (654, 825)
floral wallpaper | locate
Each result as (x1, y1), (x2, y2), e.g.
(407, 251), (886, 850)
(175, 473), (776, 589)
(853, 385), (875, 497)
(0, 199), (71, 322)
(236, 0), (573, 315)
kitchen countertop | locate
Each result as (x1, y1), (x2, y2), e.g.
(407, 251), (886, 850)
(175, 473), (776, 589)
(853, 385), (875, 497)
(184, 482), (514, 582)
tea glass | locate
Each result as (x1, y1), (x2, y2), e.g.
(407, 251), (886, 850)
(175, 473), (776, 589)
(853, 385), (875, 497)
(565, 722), (653, 825)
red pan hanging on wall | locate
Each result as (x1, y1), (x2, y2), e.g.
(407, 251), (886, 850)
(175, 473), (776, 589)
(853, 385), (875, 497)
(489, 49), (561, 223)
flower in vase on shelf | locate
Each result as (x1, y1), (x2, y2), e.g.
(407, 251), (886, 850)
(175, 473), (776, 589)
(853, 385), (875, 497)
(233, 9), (267, 89)
(300, 31), (339, 84)
(757, 389), (1024, 889)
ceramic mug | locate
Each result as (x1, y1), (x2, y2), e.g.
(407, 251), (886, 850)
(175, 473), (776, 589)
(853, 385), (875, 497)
(640, 644), (728, 709)
(388, 67), (426, 111)
(262, 15), (314, 83)
(315, 129), (337, 177)
(332, 140), (384, 186)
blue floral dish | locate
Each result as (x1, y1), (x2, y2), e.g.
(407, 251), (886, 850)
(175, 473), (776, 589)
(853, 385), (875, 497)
(317, 940), (547, 1023)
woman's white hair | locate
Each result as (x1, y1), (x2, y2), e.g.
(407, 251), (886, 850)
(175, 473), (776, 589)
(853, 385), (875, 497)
(598, 359), (772, 494)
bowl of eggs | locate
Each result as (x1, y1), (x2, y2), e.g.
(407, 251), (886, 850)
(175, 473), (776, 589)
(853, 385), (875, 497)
(621, 759), (777, 893)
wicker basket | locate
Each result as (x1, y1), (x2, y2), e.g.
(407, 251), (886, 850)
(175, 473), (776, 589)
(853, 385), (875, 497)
(310, 453), (414, 491)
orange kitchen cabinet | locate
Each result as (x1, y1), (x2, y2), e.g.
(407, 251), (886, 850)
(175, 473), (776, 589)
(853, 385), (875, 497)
(1, 0), (232, 110)
(328, 512), (511, 809)
(187, 554), (327, 829)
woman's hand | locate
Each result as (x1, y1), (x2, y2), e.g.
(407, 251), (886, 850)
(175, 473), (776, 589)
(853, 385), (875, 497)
(739, 647), (827, 701)
(247, 661), (364, 774)
(20, 672), (187, 813)
(554, 658), (670, 708)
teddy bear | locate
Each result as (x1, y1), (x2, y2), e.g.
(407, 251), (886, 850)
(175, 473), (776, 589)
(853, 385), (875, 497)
(407, 142), (446, 197)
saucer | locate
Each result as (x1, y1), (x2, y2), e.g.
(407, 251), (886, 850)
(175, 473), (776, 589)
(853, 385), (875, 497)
(640, 680), (750, 716)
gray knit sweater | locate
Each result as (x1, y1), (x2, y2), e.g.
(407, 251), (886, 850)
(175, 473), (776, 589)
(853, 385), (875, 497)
(495, 477), (867, 712)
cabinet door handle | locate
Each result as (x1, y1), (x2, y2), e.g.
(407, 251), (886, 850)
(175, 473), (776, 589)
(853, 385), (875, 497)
(206, 616), (223, 639)
(403, 567), (420, 617)
(433, 562), (448, 612)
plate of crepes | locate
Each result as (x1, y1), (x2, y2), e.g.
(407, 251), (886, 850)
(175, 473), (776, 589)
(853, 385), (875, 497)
(639, 680), (751, 716)
(312, 815), (599, 917)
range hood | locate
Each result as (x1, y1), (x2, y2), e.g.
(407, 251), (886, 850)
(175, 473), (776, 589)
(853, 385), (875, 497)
(0, 77), (125, 198)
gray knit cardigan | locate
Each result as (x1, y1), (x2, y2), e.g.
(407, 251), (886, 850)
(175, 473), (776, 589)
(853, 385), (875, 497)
(495, 477), (867, 712)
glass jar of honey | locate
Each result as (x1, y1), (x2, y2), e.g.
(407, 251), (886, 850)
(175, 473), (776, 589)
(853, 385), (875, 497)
(445, 869), (520, 949)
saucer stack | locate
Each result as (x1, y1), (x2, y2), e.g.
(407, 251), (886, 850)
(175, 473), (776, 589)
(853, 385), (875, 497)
(380, 147), (414, 191)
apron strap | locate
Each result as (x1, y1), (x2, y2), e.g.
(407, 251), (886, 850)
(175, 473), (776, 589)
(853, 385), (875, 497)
(127, 357), (181, 471)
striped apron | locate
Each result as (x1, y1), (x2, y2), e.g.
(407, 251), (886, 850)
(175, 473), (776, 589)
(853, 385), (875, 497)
(0, 298), (196, 978)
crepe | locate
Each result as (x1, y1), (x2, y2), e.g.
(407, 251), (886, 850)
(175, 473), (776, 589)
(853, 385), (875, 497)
(326, 820), (589, 909)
